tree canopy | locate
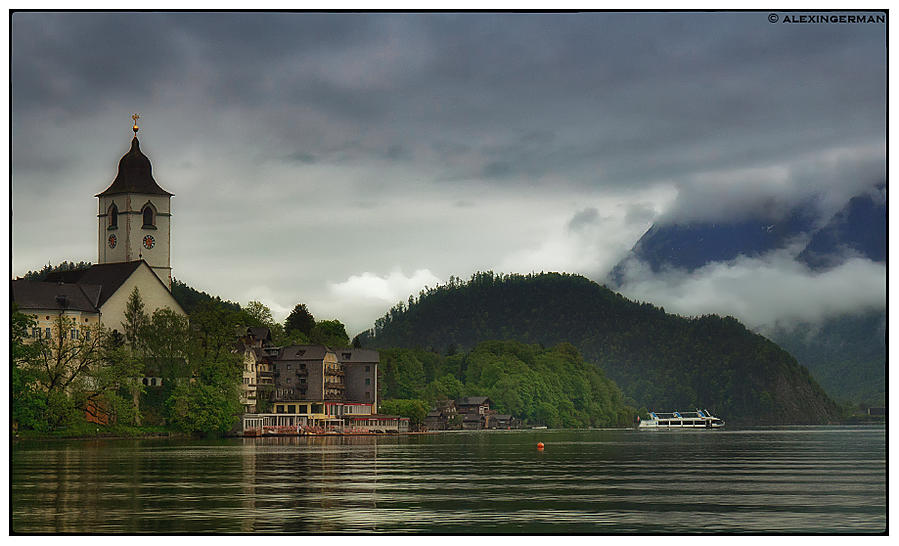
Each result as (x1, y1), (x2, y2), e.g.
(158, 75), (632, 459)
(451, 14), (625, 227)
(378, 340), (633, 428)
(285, 304), (316, 336)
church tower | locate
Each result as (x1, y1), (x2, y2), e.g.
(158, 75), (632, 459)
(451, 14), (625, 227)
(97, 116), (173, 289)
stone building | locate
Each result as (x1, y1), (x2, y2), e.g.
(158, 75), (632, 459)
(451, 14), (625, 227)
(238, 338), (392, 434)
(271, 345), (378, 407)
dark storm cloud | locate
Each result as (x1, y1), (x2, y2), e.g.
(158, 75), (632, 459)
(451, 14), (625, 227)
(12, 12), (377, 108)
(14, 12), (884, 196)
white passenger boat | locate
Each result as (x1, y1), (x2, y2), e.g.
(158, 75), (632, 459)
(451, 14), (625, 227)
(637, 409), (724, 429)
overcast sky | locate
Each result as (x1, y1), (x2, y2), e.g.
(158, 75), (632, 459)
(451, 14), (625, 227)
(10, 12), (887, 335)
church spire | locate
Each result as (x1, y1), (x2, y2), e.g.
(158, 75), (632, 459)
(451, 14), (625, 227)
(95, 116), (173, 197)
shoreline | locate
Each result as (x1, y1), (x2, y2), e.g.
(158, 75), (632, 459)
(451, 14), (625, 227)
(14, 421), (885, 443)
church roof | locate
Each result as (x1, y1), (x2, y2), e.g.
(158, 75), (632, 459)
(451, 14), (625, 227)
(11, 280), (101, 313)
(96, 137), (172, 197)
(44, 261), (145, 308)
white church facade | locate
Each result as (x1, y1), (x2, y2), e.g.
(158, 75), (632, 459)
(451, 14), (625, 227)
(12, 120), (185, 335)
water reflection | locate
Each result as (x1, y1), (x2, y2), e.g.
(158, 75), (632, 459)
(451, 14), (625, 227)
(12, 427), (886, 533)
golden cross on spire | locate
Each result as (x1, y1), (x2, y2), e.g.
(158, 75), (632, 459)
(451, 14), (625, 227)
(132, 113), (140, 136)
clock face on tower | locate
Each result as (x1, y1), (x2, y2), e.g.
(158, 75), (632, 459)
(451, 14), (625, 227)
(143, 235), (155, 250)
(108, 234), (117, 248)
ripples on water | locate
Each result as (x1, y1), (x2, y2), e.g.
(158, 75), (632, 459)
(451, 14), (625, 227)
(11, 426), (885, 533)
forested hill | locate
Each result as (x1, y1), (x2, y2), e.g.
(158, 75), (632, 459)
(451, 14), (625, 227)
(359, 272), (840, 425)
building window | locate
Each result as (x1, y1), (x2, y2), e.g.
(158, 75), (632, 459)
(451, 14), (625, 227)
(31, 327), (40, 338)
(108, 204), (118, 228)
(142, 204), (155, 228)
(365, 365), (370, 372)
(365, 378), (370, 385)
(150, 378), (156, 386)
(84, 330), (90, 341)
(45, 327), (51, 338)
(71, 329), (79, 340)
(142, 378), (148, 386)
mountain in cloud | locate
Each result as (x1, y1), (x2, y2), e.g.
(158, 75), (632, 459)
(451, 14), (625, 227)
(607, 183), (886, 405)
(609, 204), (818, 284)
(797, 183), (887, 271)
(611, 183), (885, 281)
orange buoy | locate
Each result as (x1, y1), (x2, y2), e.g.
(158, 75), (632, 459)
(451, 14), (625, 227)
(537, 442), (544, 450)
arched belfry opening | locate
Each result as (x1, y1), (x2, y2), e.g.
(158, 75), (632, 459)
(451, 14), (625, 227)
(141, 201), (157, 228)
(108, 203), (118, 229)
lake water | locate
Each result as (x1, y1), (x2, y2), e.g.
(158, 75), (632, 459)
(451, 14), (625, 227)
(11, 426), (885, 534)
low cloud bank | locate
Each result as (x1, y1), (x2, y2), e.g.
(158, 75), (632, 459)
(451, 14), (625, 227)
(616, 250), (885, 329)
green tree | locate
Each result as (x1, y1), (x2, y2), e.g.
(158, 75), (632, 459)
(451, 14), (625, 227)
(21, 260), (92, 281)
(424, 374), (465, 402)
(121, 287), (150, 424)
(142, 308), (192, 381)
(162, 301), (244, 435)
(284, 304), (315, 336)
(166, 381), (241, 436)
(310, 319), (350, 348)
(379, 399), (429, 429)
(534, 401), (560, 428)
(189, 302), (245, 364)
(11, 306), (46, 431)
(270, 323), (310, 346)
(171, 278), (241, 315)
(122, 287), (149, 350)
(85, 336), (144, 426)
(244, 300), (275, 327)
(14, 308), (144, 431)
